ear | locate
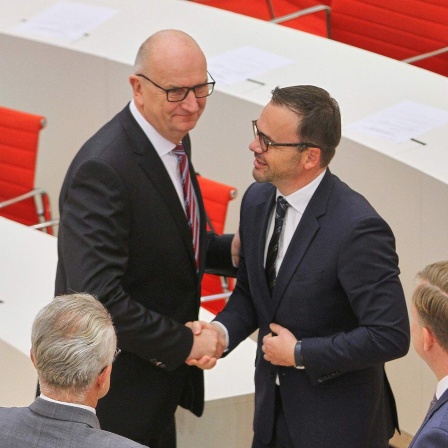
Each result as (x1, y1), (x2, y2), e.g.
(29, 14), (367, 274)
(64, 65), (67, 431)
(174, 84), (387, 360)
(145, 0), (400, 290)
(129, 75), (144, 105)
(97, 365), (111, 388)
(30, 350), (36, 368)
(422, 326), (435, 352)
(303, 147), (321, 170)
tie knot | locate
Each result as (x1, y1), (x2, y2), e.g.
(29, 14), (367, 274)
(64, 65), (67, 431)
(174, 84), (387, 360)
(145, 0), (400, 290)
(173, 144), (186, 158)
(276, 196), (289, 218)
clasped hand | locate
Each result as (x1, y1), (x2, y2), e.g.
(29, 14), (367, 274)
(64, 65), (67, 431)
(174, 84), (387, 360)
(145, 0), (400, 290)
(185, 321), (226, 370)
(262, 323), (296, 366)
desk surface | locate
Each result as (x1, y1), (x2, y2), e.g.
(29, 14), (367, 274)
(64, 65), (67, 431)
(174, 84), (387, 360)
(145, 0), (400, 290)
(0, 217), (255, 405)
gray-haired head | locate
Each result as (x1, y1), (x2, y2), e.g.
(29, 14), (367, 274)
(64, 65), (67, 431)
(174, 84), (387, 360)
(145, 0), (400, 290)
(31, 293), (116, 401)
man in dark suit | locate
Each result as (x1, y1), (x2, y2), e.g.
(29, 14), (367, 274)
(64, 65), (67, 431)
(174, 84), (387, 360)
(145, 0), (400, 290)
(191, 85), (410, 447)
(409, 260), (448, 448)
(55, 30), (233, 447)
(0, 293), (145, 448)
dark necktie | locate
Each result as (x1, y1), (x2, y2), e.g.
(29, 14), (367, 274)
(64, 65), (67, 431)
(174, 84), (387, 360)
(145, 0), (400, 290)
(266, 196), (290, 294)
(173, 144), (200, 268)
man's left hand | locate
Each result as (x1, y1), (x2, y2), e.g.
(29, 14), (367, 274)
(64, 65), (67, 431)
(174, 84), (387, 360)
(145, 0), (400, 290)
(262, 323), (296, 366)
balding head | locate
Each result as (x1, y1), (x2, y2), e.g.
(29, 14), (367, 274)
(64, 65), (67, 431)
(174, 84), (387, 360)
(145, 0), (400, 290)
(129, 29), (210, 143)
(134, 30), (206, 76)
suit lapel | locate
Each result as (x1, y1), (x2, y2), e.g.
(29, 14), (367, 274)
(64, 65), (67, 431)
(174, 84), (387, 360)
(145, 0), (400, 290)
(119, 107), (198, 271)
(272, 170), (335, 313)
(252, 188), (277, 317)
(410, 389), (448, 447)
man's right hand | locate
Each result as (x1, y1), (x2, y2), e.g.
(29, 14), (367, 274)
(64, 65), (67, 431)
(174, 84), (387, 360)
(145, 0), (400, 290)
(185, 321), (226, 369)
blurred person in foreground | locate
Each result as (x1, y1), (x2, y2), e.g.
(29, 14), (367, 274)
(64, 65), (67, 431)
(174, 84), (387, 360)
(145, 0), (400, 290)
(409, 260), (448, 448)
(190, 85), (410, 447)
(0, 293), (145, 448)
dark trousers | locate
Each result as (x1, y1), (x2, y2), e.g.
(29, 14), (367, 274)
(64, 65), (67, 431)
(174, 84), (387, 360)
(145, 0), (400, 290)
(252, 386), (295, 448)
(147, 417), (176, 448)
(96, 354), (189, 448)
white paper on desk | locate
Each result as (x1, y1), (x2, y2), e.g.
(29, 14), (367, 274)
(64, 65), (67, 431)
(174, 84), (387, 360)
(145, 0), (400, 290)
(208, 46), (294, 86)
(12, 1), (117, 42)
(346, 101), (448, 143)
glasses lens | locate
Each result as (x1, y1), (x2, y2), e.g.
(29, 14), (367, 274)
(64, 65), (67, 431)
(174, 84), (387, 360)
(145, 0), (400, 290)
(259, 134), (268, 151)
(253, 121), (267, 151)
(167, 88), (189, 102)
(191, 82), (214, 98)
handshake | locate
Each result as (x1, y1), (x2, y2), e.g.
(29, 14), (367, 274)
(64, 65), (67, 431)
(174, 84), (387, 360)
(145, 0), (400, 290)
(185, 321), (227, 370)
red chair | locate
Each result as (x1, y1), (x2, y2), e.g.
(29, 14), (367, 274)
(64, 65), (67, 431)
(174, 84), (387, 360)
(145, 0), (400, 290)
(330, 0), (448, 77)
(191, 0), (331, 38)
(197, 174), (237, 315)
(0, 106), (54, 234)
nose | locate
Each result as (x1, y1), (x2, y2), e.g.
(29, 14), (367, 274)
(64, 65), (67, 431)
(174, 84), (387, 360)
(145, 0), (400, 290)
(180, 89), (200, 111)
(249, 136), (263, 153)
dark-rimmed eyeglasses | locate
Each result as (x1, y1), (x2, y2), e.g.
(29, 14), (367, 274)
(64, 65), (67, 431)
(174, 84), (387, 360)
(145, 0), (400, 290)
(252, 120), (322, 152)
(136, 72), (215, 102)
(100, 347), (121, 374)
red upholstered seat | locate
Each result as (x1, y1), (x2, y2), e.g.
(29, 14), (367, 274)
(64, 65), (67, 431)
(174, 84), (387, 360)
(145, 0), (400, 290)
(331, 0), (448, 76)
(192, 0), (331, 37)
(0, 106), (53, 233)
(197, 174), (237, 315)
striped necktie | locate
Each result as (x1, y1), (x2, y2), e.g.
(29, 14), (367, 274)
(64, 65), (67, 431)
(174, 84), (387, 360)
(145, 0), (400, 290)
(266, 196), (290, 294)
(173, 144), (200, 268)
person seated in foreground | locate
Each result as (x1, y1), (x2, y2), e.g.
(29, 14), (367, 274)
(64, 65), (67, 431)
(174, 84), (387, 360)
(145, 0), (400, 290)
(0, 293), (146, 448)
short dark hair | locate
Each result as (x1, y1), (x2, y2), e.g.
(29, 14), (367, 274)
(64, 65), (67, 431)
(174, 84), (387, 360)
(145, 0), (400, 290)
(271, 85), (341, 166)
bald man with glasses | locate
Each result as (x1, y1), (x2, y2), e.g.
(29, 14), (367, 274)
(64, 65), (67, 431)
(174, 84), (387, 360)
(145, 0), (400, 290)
(55, 29), (236, 448)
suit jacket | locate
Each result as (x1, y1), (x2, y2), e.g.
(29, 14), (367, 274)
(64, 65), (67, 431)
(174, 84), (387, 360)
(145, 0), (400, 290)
(55, 104), (233, 442)
(215, 170), (410, 447)
(0, 397), (144, 448)
(409, 389), (448, 448)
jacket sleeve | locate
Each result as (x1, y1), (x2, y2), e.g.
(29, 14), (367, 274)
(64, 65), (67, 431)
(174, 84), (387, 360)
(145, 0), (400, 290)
(302, 215), (410, 384)
(56, 158), (193, 371)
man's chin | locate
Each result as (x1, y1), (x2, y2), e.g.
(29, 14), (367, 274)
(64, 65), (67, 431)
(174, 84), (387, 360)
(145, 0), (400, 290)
(252, 169), (268, 184)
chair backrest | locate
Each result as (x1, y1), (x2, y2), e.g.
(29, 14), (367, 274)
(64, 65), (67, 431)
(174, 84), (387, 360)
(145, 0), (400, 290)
(197, 174), (237, 234)
(0, 106), (49, 226)
(331, 0), (448, 76)
(197, 174), (237, 314)
(191, 0), (330, 37)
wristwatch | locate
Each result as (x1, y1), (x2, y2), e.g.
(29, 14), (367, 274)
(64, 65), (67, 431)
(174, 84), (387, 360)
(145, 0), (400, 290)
(294, 340), (305, 369)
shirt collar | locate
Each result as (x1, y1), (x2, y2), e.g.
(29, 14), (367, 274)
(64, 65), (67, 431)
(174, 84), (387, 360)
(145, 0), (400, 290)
(40, 393), (96, 414)
(129, 100), (177, 156)
(436, 374), (448, 400)
(278, 169), (326, 214)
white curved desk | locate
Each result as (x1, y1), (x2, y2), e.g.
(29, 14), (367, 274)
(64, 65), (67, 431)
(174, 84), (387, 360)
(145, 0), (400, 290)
(0, 217), (255, 447)
(1, 0), (448, 439)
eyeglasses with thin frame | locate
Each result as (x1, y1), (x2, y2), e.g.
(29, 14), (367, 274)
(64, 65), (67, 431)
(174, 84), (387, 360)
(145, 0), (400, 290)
(252, 120), (322, 152)
(100, 347), (121, 374)
(136, 72), (215, 102)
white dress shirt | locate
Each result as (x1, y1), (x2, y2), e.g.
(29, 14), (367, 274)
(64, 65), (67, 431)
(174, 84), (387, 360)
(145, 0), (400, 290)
(436, 374), (448, 400)
(129, 100), (185, 212)
(264, 170), (326, 275)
